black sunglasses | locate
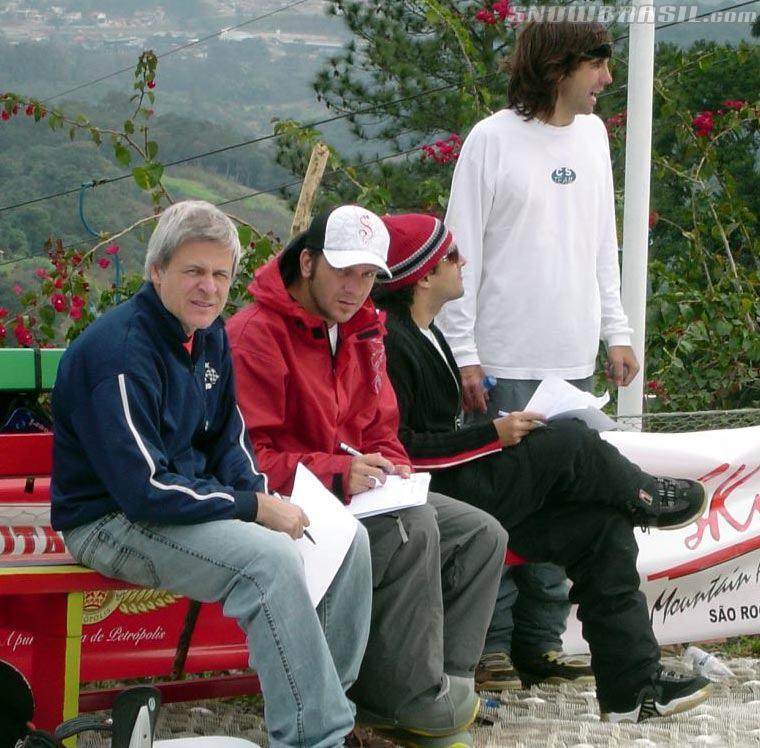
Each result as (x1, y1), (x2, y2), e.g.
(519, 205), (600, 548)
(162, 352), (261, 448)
(441, 246), (460, 264)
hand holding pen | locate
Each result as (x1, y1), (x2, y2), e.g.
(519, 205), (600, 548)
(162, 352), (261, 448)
(493, 411), (545, 447)
(255, 491), (315, 543)
(339, 442), (409, 495)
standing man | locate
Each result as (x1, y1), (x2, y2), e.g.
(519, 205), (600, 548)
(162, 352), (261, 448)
(437, 20), (638, 689)
(51, 200), (374, 748)
(227, 205), (507, 748)
(373, 211), (711, 722)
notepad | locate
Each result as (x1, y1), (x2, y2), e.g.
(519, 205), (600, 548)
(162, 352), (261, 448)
(289, 463), (359, 606)
(347, 472), (431, 519)
(524, 377), (618, 432)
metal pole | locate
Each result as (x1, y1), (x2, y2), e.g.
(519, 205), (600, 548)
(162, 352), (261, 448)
(617, 0), (655, 422)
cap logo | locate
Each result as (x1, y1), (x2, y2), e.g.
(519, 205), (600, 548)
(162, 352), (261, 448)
(359, 214), (375, 243)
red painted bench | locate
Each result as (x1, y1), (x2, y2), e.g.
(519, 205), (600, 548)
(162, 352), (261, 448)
(0, 432), (261, 733)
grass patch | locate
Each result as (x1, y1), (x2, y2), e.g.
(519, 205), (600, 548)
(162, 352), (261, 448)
(163, 177), (223, 203)
(723, 635), (760, 657)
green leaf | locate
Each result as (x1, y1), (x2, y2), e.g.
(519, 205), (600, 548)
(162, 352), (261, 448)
(714, 319), (732, 336)
(132, 162), (163, 190)
(89, 127), (102, 147)
(237, 225), (253, 249)
(39, 306), (55, 326)
(146, 140), (159, 160)
(113, 142), (131, 167)
(124, 120), (135, 135)
(132, 166), (152, 190)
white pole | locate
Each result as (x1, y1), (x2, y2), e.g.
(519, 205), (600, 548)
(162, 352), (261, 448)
(617, 0), (656, 422)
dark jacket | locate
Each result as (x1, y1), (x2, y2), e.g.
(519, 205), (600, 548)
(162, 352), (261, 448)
(383, 305), (538, 518)
(51, 283), (265, 530)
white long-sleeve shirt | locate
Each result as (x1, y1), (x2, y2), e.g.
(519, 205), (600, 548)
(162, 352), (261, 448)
(438, 108), (632, 380)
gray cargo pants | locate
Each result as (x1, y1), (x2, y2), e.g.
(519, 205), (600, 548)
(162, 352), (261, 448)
(350, 492), (507, 720)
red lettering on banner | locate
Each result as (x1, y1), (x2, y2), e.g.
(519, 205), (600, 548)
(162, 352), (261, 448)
(0, 526), (13, 554)
(43, 527), (65, 554)
(686, 463), (760, 550)
(698, 463), (730, 483)
(649, 535), (760, 581)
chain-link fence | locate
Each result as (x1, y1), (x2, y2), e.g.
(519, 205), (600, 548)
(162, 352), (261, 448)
(614, 408), (760, 433)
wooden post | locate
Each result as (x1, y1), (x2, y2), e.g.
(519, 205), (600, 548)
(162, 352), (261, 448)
(289, 143), (330, 238)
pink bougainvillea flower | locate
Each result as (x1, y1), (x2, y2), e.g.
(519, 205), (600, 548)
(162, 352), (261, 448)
(722, 99), (745, 111)
(105, 243), (120, 255)
(25, 103), (34, 116)
(98, 257), (111, 269)
(51, 293), (68, 313)
(147, 79), (156, 89)
(420, 133), (462, 165)
(69, 307), (82, 321)
(0, 306), (7, 319)
(1, 110), (10, 121)
(71, 295), (85, 308)
(53, 277), (64, 289)
(692, 110), (714, 137)
(492, 0), (513, 20)
(12, 283), (22, 295)
(475, 8), (497, 24)
(0, 324), (6, 339)
(605, 112), (627, 132)
(34, 267), (48, 279)
(14, 324), (33, 347)
(648, 210), (659, 229)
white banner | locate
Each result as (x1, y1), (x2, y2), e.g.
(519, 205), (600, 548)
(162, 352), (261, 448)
(563, 425), (760, 652)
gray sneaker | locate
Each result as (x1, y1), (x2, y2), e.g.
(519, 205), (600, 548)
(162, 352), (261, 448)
(358, 675), (480, 738)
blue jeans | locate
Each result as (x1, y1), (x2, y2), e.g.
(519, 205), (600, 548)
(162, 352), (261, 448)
(63, 514), (372, 748)
(476, 376), (593, 656)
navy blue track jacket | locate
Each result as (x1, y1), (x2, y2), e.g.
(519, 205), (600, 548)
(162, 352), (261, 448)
(51, 283), (267, 530)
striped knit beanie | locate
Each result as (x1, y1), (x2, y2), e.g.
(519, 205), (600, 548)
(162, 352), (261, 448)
(378, 214), (453, 291)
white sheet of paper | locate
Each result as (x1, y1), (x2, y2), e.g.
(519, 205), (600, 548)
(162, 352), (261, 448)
(347, 472), (431, 519)
(524, 377), (615, 430)
(289, 463), (359, 607)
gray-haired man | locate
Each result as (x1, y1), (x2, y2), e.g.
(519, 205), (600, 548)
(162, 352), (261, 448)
(51, 200), (374, 748)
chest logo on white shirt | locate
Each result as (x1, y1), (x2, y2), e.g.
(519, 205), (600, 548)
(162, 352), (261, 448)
(551, 167), (576, 185)
(204, 362), (220, 390)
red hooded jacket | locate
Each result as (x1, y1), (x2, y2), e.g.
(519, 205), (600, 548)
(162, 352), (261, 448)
(227, 256), (411, 500)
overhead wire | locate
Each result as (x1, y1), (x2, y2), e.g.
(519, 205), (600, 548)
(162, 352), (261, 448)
(0, 143), (427, 269)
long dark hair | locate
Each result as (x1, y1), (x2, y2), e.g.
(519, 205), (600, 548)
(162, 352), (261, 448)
(507, 20), (611, 120)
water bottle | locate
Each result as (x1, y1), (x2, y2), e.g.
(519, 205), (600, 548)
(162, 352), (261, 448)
(685, 645), (734, 681)
(482, 375), (497, 391)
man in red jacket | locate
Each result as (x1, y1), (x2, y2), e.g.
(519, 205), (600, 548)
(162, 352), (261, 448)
(228, 205), (507, 748)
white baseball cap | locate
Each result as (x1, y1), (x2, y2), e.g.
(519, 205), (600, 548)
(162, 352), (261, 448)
(300, 205), (391, 278)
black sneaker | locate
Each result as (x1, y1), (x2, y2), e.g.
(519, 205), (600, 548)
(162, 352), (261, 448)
(600, 668), (712, 722)
(633, 477), (708, 530)
(512, 649), (596, 688)
(474, 652), (521, 691)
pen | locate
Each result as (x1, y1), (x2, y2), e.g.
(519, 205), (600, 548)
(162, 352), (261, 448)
(497, 410), (545, 427)
(274, 491), (316, 544)
(339, 442), (363, 458)
(339, 441), (392, 476)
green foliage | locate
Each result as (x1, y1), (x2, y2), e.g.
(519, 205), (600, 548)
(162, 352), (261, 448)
(0, 52), (283, 348)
